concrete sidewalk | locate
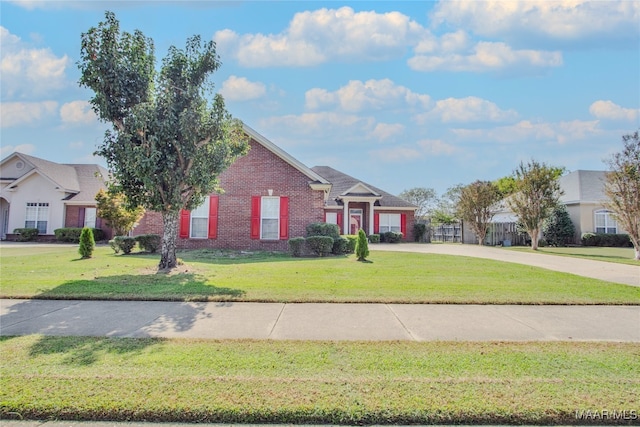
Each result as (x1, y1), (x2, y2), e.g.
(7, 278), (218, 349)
(2, 299), (639, 342)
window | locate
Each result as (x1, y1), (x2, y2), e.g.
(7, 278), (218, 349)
(261, 196), (280, 240)
(325, 212), (338, 224)
(190, 196), (210, 238)
(25, 202), (49, 234)
(595, 210), (617, 234)
(84, 208), (97, 229)
(379, 213), (401, 233)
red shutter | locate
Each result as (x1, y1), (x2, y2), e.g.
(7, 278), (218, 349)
(208, 196), (219, 239)
(250, 196), (261, 239)
(78, 207), (85, 227)
(179, 209), (190, 238)
(374, 213), (380, 234)
(279, 196), (289, 240)
(400, 213), (407, 239)
(337, 212), (343, 235)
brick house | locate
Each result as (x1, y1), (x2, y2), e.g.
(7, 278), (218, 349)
(0, 152), (113, 240)
(134, 125), (417, 250)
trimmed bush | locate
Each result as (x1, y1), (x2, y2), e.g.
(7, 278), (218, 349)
(413, 223), (427, 242)
(581, 232), (632, 247)
(288, 237), (305, 257)
(108, 239), (120, 254)
(355, 228), (369, 261)
(381, 231), (403, 243)
(54, 228), (105, 243)
(13, 228), (38, 242)
(332, 236), (350, 255)
(135, 234), (161, 253)
(345, 235), (357, 253)
(305, 235), (334, 257)
(368, 234), (380, 244)
(306, 222), (340, 239)
(78, 227), (95, 259)
(113, 236), (137, 254)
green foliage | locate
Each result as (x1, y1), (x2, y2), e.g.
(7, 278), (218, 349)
(381, 231), (404, 243)
(95, 189), (145, 236)
(412, 223), (427, 242)
(78, 227), (95, 259)
(331, 236), (350, 255)
(581, 233), (632, 247)
(355, 229), (369, 261)
(432, 184), (463, 225)
(494, 175), (518, 197)
(54, 228), (105, 243)
(305, 222), (340, 239)
(13, 228), (38, 242)
(113, 236), (137, 254)
(398, 187), (437, 219)
(345, 235), (358, 253)
(543, 205), (575, 247)
(135, 234), (161, 253)
(457, 180), (501, 245)
(108, 239), (120, 254)
(368, 233), (380, 243)
(288, 237), (305, 257)
(305, 236), (334, 257)
(79, 12), (249, 270)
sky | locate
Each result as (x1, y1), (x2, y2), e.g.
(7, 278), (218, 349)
(1, 1), (639, 197)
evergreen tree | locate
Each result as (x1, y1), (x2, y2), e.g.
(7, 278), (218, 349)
(355, 229), (369, 262)
(543, 205), (575, 247)
(79, 227), (95, 259)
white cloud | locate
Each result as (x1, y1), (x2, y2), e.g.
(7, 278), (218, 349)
(219, 76), (267, 101)
(0, 26), (69, 99)
(409, 41), (562, 73)
(1, 143), (36, 157)
(60, 101), (97, 125)
(305, 79), (431, 112)
(430, 0), (640, 47)
(417, 139), (458, 155)
(369, 138), (457, 163)
(589, 100), (639, 122)
(370, 123), (404, 141)
(260, 112), (375, 137)
(416, 96), (518, 123)
(1, 101), (58, 128)
(214, 7), (426, 67)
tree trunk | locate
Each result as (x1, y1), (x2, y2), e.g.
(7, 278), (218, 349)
(159, 210), (179, 270)
(635, 247), (640, 261)
(530, 227), (539, 250)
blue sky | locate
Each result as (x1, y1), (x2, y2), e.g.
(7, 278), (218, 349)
(1, 1), (639, 197)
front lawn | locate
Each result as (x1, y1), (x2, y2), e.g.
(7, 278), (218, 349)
(508, 246), (639, 266)
(1, 336), (638, 425)
(1, 245), (638, 304)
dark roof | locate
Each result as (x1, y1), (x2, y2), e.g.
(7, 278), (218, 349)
(311, 166), (416, 209)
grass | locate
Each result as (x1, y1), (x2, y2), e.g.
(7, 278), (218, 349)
(1, 335), (638, 424)
(508, 245), (639, 266)
(1, 245), (639, 304)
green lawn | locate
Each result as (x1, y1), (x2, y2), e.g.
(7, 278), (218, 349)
(1, 245), (638, 304)
(1, 336), (638, 425)
(508, 245), (639, 266)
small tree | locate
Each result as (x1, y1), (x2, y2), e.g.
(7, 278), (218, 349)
(543, 204), (575, 247)
(355, 228), (369, 262)
(78, 227), (95, 258)
(604, 130), (640, 260)
(95, 188), (145, 236)
(432, 184), (463, 225)
(398, 187), (437, 220)
(456, 180), (501, 245)
(507, 160), (563, 250)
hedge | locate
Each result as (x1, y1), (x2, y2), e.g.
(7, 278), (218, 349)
(54, 228), (105, 243)
(381, 231), (403, 243)
(13, 228), (38, 242)
(581, 232), (632, 247)
(135, 234), (161, 253)
(288, 237), (306, 257)
(111, 236), (137, 254)
(305, 236), (334, 257)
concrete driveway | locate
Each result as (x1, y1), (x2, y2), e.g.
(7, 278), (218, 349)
(371, 243), (640, 287)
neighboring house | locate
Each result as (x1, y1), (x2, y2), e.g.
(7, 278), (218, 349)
(134, 125), (417, 250)
(0, 152), (112, 241)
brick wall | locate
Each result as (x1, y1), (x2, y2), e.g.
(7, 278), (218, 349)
(133, 138), (325, 251)
(375, 209), (415, 242)
(64, 205), (114, 240)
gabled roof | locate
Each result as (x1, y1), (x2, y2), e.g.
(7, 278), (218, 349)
(311, 166), (417, 209)
(243, 124), (330, 185)
(559, 170), (607, 204)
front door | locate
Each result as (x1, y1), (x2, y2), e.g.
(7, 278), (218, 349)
(349, 209), (363, 235)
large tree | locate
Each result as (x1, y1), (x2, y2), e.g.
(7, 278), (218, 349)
(79, 12), (249, 270)
(507, 160), (563, 250)
(456, 180), (501, 245)
(398, 187), (437, 220)
(603, 130), (640, 261)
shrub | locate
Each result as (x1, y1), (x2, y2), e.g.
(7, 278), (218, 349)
(332, 236), (350, 255)
(13, 228), (38, 242)
(54, 228), (105, 243)
(345, 235), (357, 253)
(355, 228), (369, 261)
(413, 223), (427, 242)
(108, 239), (120, 254)
(78, 227), (95, 259)
(135, 234), (161, 253)
(381, 231), (403, 243)
(543, 205), (575, 247)
(368, 234), (380, 243)
(305, 235), (334, 257)
(288, 237), (305, 257)
(581, 232), (632, 247)
(306, 222), (340, 239)
(113, 236), (137, 254)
